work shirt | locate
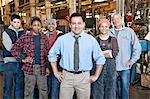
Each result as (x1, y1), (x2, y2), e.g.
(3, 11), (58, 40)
(11, 31), (49, 75)
(48, 31), (106, 71)
(110, 27), (141, 71)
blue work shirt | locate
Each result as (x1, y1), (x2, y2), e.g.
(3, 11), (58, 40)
(48, 32), (106, 71)
(110, 27), (141, 71)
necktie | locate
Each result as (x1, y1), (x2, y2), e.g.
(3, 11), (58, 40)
(74, 36), (79, 72)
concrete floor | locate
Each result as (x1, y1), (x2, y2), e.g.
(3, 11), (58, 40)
(129, 83), (150, 99)
(0, 72), (150, 99)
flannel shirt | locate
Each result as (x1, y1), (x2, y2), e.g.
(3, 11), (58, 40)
(11, 31), (49, 75)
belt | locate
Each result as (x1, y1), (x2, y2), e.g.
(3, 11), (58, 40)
(64, 69), (86, 74)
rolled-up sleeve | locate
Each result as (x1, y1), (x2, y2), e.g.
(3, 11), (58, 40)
(92, 39), (106, 65)
(48, 38), (61, 62)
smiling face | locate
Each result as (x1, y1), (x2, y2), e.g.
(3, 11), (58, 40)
(69, 16), (85, 35)
(31, 20), (41, 34)
(47, 22), (57, 32)
(11, 18), (21, 30)
(112, 14), (123, 29)
(99, 22), (109, 35)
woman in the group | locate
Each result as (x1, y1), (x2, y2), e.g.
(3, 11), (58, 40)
(92, 19), (119, 99)
(11, 16), (50, 99)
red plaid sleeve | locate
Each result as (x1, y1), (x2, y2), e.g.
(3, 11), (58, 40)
(11, 36), (25, 62)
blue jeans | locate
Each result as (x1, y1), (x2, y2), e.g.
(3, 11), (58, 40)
(3, 62), (24, 99)
(130, 64), (136, 84)
(116, 70), (130, 99)
(48, 74), (60, 99)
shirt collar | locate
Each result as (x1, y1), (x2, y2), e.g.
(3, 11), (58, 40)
(114, 26), (127, 31)
(48, 30), (57, 35)
(71, 31), (84, 38)
(115, 28), (123, 31)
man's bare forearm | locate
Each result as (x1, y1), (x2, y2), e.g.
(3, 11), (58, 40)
(50, 61), (64, 82)
(94, 64), (103, 78)
(90, 64), (103, 82)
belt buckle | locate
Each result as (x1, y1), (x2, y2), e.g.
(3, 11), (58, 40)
(73, 71), (83, 74)
(64, 69), (84, 74)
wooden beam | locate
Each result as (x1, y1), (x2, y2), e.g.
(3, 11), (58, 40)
(39, 3), (68, 10)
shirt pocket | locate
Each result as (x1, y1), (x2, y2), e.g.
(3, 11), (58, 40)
(121, 35), (130, 40)
(120, 35), (131, 45)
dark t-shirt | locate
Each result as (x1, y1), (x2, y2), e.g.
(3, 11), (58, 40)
(96, 36), (119, 58)
(33, 34), (41, 64)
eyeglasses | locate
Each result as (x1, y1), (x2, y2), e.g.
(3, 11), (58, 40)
(99, 26), (109, 29)
(48, 23), (55, 25)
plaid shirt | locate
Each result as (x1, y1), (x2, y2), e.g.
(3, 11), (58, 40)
(11, 31), (49, 75)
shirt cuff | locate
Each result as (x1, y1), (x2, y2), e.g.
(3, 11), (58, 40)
(130, 59), (135, 65)
(96, 58), (106, 65)
(48, 55), (57, 62)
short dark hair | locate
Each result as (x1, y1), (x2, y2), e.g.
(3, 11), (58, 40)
(11, 14), (21, 21)
(30, 16), (42, 25)
(70, 13), (85, 23)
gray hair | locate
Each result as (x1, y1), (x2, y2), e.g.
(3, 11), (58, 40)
(112, 13), (122, 20)
(112, 13), (124, 26)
